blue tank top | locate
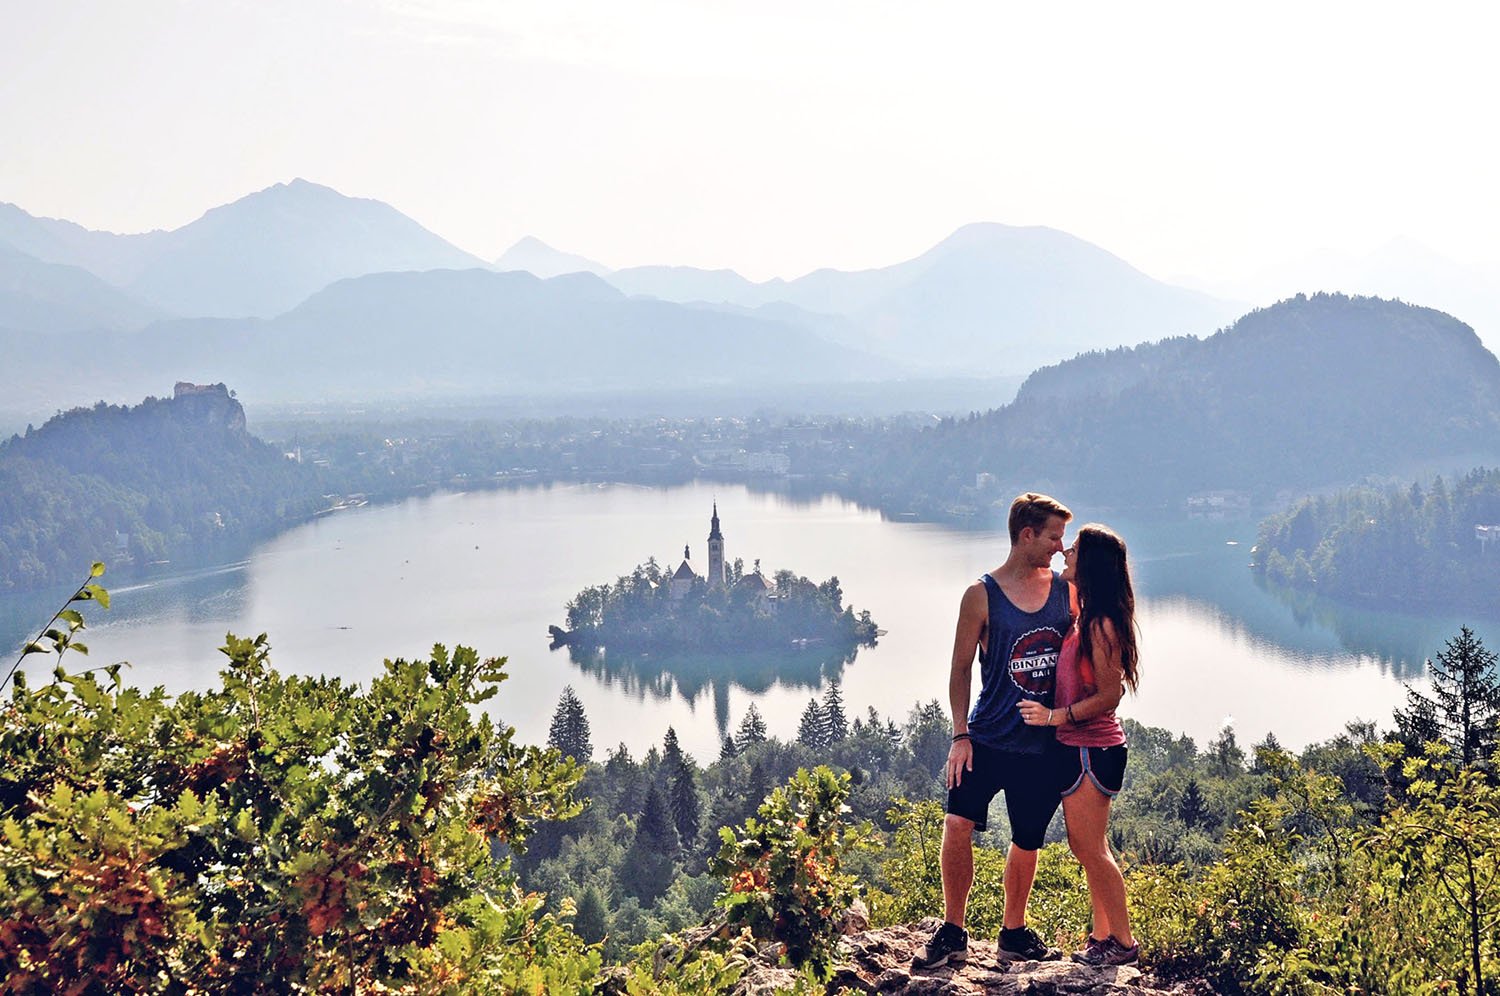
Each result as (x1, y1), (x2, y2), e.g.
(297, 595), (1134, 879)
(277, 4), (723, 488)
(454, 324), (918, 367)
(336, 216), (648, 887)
(967, 571), (1072, 753)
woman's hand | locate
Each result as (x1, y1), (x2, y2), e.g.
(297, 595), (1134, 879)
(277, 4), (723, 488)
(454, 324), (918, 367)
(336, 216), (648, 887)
(1018, 700), (1056, 727)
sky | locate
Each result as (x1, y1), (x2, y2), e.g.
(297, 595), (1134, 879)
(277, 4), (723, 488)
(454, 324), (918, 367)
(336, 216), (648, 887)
(4, 0), (1498, 288)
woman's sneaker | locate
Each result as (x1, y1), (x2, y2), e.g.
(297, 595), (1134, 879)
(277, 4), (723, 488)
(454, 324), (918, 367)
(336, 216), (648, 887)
(997, 925), (1061, 961)
(1073, 935), (1140, 967)
(912, 922), (969, 970)
(1070, 935), (1110, 964)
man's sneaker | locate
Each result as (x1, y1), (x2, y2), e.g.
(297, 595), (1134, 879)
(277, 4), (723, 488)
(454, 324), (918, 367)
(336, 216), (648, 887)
(1070, 934), (1109, 964)
(1072, 935), (1140, 967)
(912, 921), (969, 970)
(997, 925), (1061, 961)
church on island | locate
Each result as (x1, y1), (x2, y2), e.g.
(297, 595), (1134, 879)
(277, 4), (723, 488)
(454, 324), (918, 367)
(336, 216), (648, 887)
(668, 503), (772, 601)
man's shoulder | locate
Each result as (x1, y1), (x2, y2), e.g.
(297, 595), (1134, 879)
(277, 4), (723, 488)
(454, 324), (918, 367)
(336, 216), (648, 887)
(960, 577), (991, 613)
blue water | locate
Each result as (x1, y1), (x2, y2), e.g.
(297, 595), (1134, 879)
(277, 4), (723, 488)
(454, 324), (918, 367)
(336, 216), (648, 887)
(4, 483), (1492, 762)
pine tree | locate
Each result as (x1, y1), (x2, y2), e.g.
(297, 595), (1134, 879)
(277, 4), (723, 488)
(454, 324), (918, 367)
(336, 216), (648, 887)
(1396, 626), (1500, 770)
(621, 781), (680, 902)
(1250, 731), (1284, 773)
(604, 742), (641, 816)
(744, 761), (772, 819)
(736, 704), (768, 749)
(719, 732), (739, 761)
(547, 685), (593, 763)
(797, 698), (827, 749)
(573, 882), (609, 945)
(1178, 778), (1208, 829)
(668, 764), (701, 857)
(662, 726), (686, 774)
(822, 680), (848, 743)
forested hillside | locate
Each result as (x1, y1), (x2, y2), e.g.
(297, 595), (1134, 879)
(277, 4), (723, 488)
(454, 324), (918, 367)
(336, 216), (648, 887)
(1253, 467), (1500, 610)
(0, 384), (324, 589)
(834, 294), (1500, 514)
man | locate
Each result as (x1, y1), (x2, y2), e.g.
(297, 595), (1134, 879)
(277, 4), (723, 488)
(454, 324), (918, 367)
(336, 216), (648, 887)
(914, 493), (1073, 969)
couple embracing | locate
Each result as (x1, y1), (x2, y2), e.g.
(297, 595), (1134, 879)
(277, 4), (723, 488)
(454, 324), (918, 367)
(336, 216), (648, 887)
(915, 492), (1142, 971)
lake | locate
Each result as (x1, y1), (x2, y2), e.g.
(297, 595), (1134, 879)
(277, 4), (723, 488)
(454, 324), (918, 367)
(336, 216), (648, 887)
(5, 481), (1494, 763)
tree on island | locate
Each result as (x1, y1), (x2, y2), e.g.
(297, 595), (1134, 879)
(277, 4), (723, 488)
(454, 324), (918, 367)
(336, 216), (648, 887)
(559, 559), (878, 656)
(548, 685), (593, 763)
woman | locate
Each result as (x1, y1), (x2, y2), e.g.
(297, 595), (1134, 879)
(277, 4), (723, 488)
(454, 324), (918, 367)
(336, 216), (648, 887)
(1018, 523), (1140, 967)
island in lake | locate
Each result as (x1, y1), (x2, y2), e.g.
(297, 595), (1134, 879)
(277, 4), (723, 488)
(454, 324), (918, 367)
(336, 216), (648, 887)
(551, 503), (879, 656)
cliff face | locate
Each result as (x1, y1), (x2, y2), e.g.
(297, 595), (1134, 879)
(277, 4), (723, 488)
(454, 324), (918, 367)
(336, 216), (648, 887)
(170, 381), (247, 434)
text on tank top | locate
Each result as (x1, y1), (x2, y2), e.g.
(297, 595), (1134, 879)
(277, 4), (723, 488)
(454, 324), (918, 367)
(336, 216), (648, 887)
(966, 571), (1072, 753)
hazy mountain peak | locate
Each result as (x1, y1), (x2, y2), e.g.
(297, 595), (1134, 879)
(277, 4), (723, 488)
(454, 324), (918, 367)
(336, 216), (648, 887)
(185, 178), (418, 231)
(495, 236), (611, 278)
(123, 180), (488, 318)
(925, 221), (1126, 266)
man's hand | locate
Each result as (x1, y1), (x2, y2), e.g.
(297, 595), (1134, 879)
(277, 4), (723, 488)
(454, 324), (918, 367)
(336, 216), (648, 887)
(1018, 700), (1055, 726)
(946, 737), (973, 789)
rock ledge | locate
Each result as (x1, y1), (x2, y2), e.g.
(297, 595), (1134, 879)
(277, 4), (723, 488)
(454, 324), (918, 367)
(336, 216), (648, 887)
(733, 918), (1218, 995)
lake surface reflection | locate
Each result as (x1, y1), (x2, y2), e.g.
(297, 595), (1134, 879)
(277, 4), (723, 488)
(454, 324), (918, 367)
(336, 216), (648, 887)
(5, 482), (1494, 762)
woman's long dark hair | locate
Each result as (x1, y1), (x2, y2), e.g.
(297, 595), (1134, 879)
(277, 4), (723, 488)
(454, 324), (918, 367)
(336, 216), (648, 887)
(1075, 523), (1140, 692)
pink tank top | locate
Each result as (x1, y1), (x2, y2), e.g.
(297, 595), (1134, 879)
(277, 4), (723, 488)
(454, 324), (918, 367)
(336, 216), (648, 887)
(1054, 628), (1126, 748)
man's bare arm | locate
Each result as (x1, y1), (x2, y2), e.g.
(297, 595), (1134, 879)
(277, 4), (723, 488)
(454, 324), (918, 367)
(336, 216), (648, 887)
(946, 582), (987, 788)
(948, 582), (986, 732)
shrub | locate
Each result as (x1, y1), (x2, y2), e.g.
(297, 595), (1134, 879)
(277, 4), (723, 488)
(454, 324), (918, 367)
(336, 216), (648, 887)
(711, 766), (873, 981)
(0, 583), (602, 993)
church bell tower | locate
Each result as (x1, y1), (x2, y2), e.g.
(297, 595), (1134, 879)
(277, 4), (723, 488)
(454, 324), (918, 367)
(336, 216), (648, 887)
(706, 502), (725, 588)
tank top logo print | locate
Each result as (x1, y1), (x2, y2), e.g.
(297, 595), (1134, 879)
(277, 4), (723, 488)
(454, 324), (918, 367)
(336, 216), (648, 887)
(1009, 626), (1064, 696)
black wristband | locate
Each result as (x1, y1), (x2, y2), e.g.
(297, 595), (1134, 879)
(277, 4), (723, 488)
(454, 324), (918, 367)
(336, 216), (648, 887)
(951, 733), (971, 742)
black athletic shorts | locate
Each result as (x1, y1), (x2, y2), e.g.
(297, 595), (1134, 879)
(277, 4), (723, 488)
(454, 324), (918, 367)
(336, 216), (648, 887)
(1057, 744), (1129, 798)
(945, 741), (1069, 850)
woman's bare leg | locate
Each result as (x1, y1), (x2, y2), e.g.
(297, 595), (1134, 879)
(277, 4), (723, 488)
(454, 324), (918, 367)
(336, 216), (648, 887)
(1062, 781), (1134, 947)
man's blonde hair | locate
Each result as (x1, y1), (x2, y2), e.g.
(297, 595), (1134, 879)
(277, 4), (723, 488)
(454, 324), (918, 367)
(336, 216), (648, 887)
(1008, 492), (1072, 543)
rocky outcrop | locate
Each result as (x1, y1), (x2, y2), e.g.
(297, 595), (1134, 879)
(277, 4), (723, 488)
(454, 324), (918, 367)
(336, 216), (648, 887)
(732, 919), (1218, 996)
(171, 381), (247, 433)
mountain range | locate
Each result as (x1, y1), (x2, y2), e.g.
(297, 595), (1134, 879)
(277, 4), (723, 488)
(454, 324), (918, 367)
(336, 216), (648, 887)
(4, 179), (1495, 415)
(498, 223), (1245, 375)
(29, 268), (898, 404)
(0, 180), (485, 320)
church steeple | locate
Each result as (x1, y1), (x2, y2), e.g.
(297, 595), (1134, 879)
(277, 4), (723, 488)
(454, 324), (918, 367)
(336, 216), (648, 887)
(706, 501), (726, 588)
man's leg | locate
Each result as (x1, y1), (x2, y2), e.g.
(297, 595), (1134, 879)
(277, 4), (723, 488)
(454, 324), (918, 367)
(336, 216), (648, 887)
(941, 814), (976, 926)
(1002, 843), (1039, 930)
(997, 747), (1064, 955)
